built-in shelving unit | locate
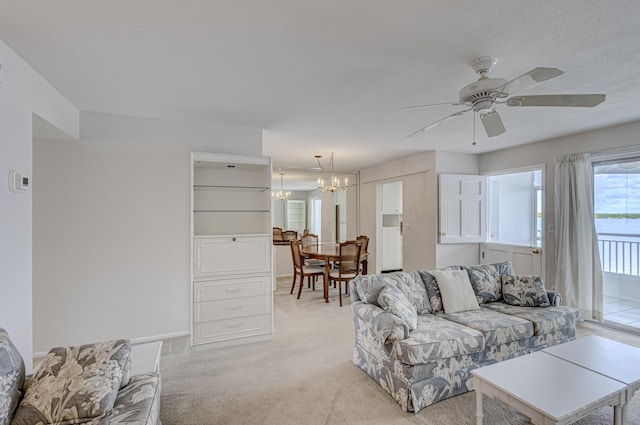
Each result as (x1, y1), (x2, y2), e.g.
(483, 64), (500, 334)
(191, 152), (273, 349)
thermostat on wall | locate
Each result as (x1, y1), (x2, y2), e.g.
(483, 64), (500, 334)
(8, 170), (29, 193)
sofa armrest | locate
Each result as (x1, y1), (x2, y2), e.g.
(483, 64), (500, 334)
(546, 290), (562, 307)
(352, 301), (409, 344)
(105, 372), (161, 424)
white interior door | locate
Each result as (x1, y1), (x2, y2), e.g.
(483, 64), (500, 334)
(378, 181), (403, 272)
(439, 174), (486, 244)
(481, 242), (543, 277)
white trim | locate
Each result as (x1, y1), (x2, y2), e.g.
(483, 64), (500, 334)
(590, 144), (640, 162)
(129, 330), (190, 345)
(192, 151), (270, 166)
(481, 163), (546, 177)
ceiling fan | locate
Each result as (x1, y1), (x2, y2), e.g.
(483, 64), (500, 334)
(405, 57), (606, 139)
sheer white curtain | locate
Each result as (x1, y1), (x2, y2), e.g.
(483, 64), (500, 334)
(555, 153), (603, 321)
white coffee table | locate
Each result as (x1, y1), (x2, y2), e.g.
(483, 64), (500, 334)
(472, 351), (625, 425)
(544, 335), (640, 424)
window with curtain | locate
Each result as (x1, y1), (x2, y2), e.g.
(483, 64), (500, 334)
(593, 157), (640, 329)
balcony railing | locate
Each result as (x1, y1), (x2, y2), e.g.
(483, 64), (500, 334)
(598, 233), (640, 275)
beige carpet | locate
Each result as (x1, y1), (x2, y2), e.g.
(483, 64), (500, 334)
(159, 278), (640, 424)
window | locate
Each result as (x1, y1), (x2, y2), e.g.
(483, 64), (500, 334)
(487, 169), (542, 247)
(309, 197), (322, 237)
(594, 158), (640, 275)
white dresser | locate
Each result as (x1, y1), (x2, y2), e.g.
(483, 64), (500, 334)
(191, 153), (273, 348)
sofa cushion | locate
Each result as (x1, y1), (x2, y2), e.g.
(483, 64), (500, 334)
(378, 285), (418, 330)
(502, 275), (551, 307)
(482, 302), (580, 336)
(385, 271), (432, 314)
(439, 307), (534, 346)
(0, 328), (25, 425)
(431, 270), (480, 314)
(463, 261), (514, 304)
(12, 339), (131, 425)
(355, 274), (395, 305)
(395, 314), (485, 365)
(419, 265), (462, 313)
(101, 372), (161, 425)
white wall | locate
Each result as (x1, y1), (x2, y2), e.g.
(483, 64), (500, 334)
(32, 111), (261, 353)
(360, 151), (436, 273)
(0, 39), (79, 370)
(480, 120), (640, 290)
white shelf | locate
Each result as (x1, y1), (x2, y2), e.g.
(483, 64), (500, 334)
(191, 152), (273, 350)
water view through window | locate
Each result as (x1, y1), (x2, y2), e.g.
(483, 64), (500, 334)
(594, 159), (640, 329)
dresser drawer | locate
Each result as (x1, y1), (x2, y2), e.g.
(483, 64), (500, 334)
(194, 276), (271, 302)
(193, 314), (272, 344)
(194, 295), (271, 322)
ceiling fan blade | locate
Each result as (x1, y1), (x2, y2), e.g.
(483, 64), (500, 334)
(495, 67), (564, 95)
(480, 110), (506, 137)
(400, 101), (462, 111)
(407, 107), (472, 138)
(506, 94), (606, 107)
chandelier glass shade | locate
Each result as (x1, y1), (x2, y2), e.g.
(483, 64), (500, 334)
(316, 152), (348, 193)
(272, 172), (291, 201)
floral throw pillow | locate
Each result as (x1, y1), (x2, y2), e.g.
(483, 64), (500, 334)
(378, 284), (418, 330)
(355, 274), (395, 306)
(12, 339), (131, 425)
(384, 271), (432, 314)
(0, 328), (25, 425)
(501, 275), (551, 307)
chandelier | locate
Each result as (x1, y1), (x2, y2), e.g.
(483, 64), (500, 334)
(315, 152), (348, 193)
(272, 172), (291, 201)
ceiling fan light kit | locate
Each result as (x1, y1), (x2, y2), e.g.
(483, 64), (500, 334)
(405, 56), (606, 143)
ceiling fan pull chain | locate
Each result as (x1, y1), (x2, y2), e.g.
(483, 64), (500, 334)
(472, 112), (477, 146)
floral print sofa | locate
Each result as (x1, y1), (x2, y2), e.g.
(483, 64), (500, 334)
(349, 262), (580, 412)
(0, 328), (161, 425)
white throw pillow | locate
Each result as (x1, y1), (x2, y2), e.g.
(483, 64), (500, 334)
(430, 270), (480, 314)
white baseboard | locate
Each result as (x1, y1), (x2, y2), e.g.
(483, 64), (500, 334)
(130, 330), (190, 345)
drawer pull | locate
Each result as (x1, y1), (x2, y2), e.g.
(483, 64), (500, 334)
(226, 305), (243, 311)
(226, 321), (242, 328)
(225, 288), (242, 293)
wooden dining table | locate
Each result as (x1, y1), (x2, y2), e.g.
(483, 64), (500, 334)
(301, 243), (368, 303)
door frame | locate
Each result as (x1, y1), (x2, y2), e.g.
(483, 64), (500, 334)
(482, 163), (546, 280)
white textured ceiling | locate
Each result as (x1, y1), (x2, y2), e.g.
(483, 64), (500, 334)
(2, 0), (640, 180)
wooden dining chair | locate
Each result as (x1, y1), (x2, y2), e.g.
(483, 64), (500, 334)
(328, 240), (363, 306)
(301, 233), (324, 288)
(273, 227), (283, 242)
(356, 235), (370, 275)
(301, 232), (318, 248)
(282, 230), (298, 241)
(290, 239), (324, 299)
